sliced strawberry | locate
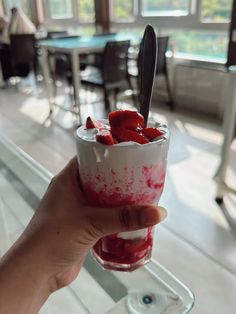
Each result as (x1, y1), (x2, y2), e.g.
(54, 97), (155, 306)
(111, 128), (148, 144)
(86, 116), (106, 129)
(96, 130), (115, 145)
(108, 110), (144, 130)
(142, 128), (164, 141)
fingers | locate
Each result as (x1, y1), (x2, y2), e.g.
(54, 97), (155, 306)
(86, 205), (167, 237)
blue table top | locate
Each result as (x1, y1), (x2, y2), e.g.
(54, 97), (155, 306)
(39, 33), (141, 49)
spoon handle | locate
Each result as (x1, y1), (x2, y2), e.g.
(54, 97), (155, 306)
(138, 25), (157, 126)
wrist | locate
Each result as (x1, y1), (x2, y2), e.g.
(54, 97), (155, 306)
(0, 234), (53, 313)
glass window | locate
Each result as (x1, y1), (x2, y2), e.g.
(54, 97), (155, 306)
(47, 0), (73, 19)
(201, 0), (233, 22)
(111, 0), (134, 22)
(169, 30), (228, 61)
(142, 0), (190, 16)
(8, 0), (31, 19)
(77, 0), (95, 22)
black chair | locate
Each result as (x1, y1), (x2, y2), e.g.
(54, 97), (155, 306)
(10, 34), (36, 78)
(85, 33), (118, 68)
(47, 31), (69, 39)
(81, 40), (131, 111)
(0, 43), (14, 82)
(128, 36), (175, 110)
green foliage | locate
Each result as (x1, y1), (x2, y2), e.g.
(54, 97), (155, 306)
(114, 0), (133, 20)
(202, 0), (233, 21)
(142, 0), (189, 11)
(78, 0), (95, 22)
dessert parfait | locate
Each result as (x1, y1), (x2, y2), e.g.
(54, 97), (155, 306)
(76, 110), (169, 271)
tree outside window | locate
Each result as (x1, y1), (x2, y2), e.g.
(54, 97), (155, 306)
(142, 0), (190, 16)
(111, 0), (134, 22)
(47, 0), (73, 19)
(201, 0), (233, 22)
(77, 0), (95, 22)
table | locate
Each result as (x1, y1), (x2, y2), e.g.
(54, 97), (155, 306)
(0, 134), (194, 313)
(215, 68), (236, 206)
(39, 33), (141, 123)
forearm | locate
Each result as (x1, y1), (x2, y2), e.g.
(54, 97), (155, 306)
(0, 239), (52, 314)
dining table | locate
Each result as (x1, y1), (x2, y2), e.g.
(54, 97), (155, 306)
(38, 33), (141, 124)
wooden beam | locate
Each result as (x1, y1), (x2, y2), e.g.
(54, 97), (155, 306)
(94, 0), (110, 33)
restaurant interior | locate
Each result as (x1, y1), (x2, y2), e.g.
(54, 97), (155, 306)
(0, 0), (236, 313)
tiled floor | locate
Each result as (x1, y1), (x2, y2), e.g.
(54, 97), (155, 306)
(0, 82), (236, 313)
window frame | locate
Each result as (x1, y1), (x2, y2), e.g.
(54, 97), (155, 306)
(44, 0), (95, 25)
(110, 0), (230, 32)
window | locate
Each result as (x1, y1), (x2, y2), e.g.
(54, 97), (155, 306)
(111, 0), (135, 22)
(168, 30), (228, 61)
(77, 0), (95, 22)
(47, 0), (73, 19)
(142, 0), (190, 17)
(201, 0), (233, 22)
(7, 0), (31, 19)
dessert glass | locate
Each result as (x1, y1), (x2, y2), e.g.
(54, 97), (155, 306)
(76, 122), (169, 271)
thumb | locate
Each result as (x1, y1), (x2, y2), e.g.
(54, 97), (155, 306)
(86, 205), (167, 237)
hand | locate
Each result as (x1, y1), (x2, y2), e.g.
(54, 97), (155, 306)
(0, 157), (166, 314)
(25, 157), (166, 290)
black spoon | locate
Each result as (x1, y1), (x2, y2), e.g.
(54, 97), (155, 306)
(138, 25), (157, 126)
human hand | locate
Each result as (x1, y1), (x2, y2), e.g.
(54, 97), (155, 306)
(0, 157), (166, 313)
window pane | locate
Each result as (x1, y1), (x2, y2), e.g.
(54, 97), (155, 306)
(142, 0), (190, 16)
(112, 0), (134, 22)
(78, 0), (95, 22)
(169, 30), (228, 61)
(112, 26), (227, 62)
(8, 0), (31, 19)
(201, 0), (232, 22)
(47, 0), (73, 19)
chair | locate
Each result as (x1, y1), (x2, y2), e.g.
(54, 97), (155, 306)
(80, 40), (131, 111)
(128, 36), (175, 110)
(85, 33), (118, 68)
(0, 43), (14, 81)
(10, 34), (36, 78)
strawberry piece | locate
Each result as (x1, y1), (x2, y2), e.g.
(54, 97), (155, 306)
(111, 128), (148, 144)
(142, 128), (164, 141)
(86, 116), (106, 129)
(96, 130), (115, 145)
(108, 110), (144, 130)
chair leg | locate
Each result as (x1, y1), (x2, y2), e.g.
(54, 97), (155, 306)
(104, 87), (110, 112)
(127, 76), (137, 107)
(165, 72), (175, 111)
(114, 87), (119, 109)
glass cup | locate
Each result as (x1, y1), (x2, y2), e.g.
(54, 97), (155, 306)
(76, 122), (169, 271)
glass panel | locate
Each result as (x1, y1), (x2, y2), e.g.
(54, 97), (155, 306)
(47, 0), (73, 19)
(201, 0), (233, 22)
(112, 0), (134, 22)
(169, 30), (228, 61)
(142, 0), (190, 16)
(77, 0), (95, 22)
(8, 0), (31, 19)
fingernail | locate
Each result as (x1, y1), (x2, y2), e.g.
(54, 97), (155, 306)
(157, 206), (168, 223)
(140, 206), (167, 226)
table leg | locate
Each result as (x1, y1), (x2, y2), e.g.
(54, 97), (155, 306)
(216, 72), (236, 200)
(40, 47), (54, 115)
(71, 50), (81, 124)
